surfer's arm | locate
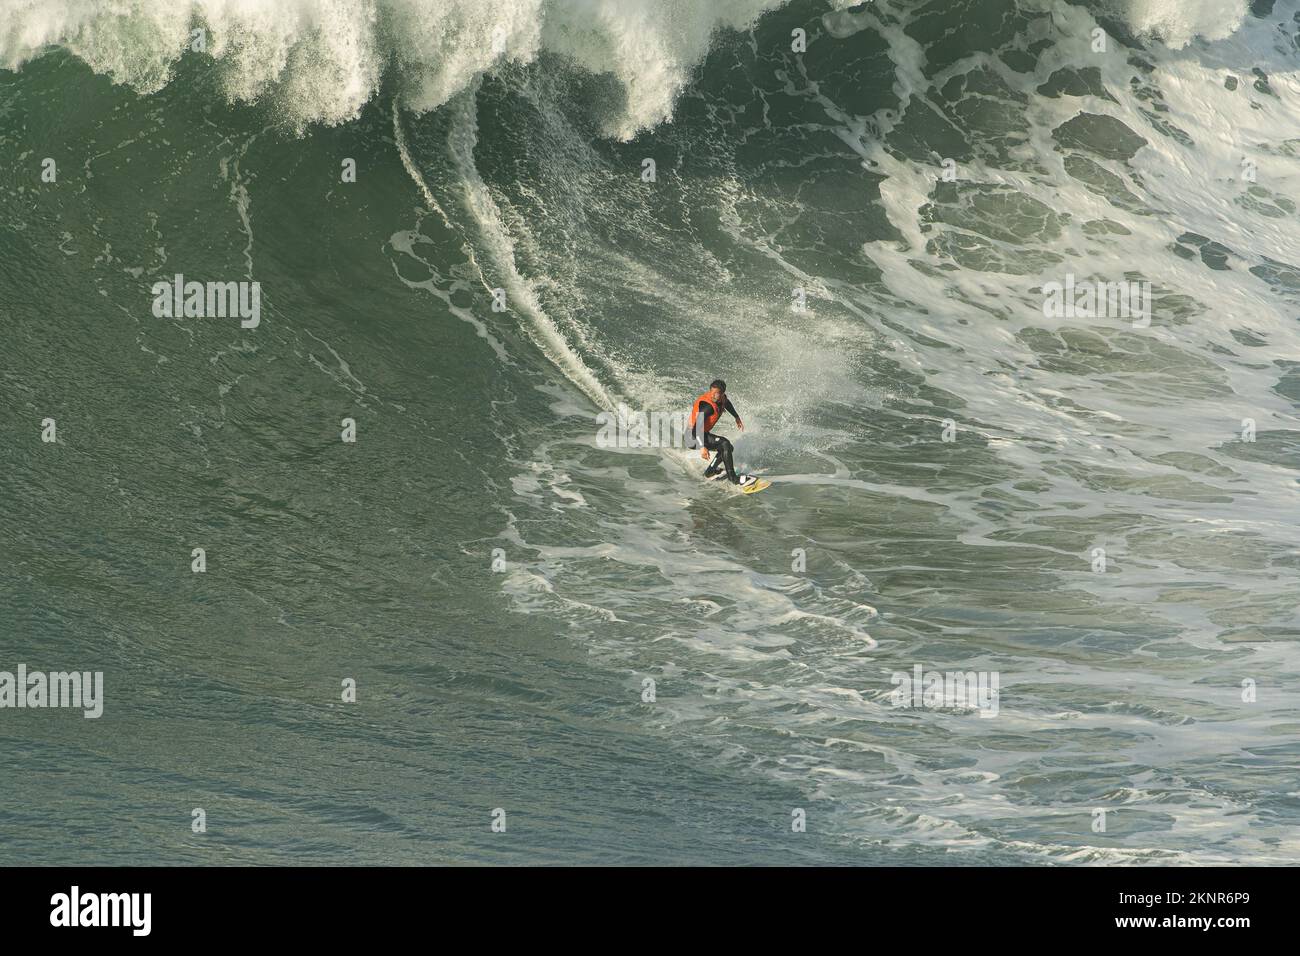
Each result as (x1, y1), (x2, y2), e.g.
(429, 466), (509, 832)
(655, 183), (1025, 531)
(724, 398), (743, 430)
(693, 401), (712, 452)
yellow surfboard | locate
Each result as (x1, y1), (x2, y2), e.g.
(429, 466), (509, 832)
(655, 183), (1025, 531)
(703, 466), (770, 494)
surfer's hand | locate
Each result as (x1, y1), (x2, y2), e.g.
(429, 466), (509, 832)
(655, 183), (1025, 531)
(735, 419), (744, 431)
(701, 448), (710, 460)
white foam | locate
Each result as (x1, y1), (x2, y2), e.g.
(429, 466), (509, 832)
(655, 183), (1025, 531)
(1120, 0), (1250, 48)
(1, 0), (787, 136)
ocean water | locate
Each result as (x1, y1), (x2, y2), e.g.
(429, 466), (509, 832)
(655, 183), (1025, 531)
(1, 0), (1298, 865)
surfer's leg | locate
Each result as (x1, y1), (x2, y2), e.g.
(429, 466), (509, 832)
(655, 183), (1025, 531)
(701, 433), (721, 476)
(703, 442), (722, 476)
(712, 435), (738, 483)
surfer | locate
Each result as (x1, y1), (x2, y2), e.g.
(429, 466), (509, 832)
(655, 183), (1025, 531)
(688, 379), (747, 485)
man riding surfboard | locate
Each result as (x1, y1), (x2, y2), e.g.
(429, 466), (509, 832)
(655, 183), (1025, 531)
(688, 379), (753, 487)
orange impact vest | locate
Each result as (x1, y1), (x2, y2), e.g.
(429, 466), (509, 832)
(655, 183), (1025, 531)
(688, 392), (723, 435)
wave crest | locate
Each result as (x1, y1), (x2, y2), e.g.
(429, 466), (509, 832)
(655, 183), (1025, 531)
(0, 0), (797, 136)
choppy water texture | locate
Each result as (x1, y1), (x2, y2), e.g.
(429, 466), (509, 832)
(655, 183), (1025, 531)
(1, 0), (1299, 864)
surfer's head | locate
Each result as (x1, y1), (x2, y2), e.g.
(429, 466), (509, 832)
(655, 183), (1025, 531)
(709, 379), (727, 401)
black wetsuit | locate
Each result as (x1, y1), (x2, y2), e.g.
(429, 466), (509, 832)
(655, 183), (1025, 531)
(691, 397), (740, 483)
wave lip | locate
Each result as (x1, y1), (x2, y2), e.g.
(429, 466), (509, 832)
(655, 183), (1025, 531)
(1, 0), (799, 136)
